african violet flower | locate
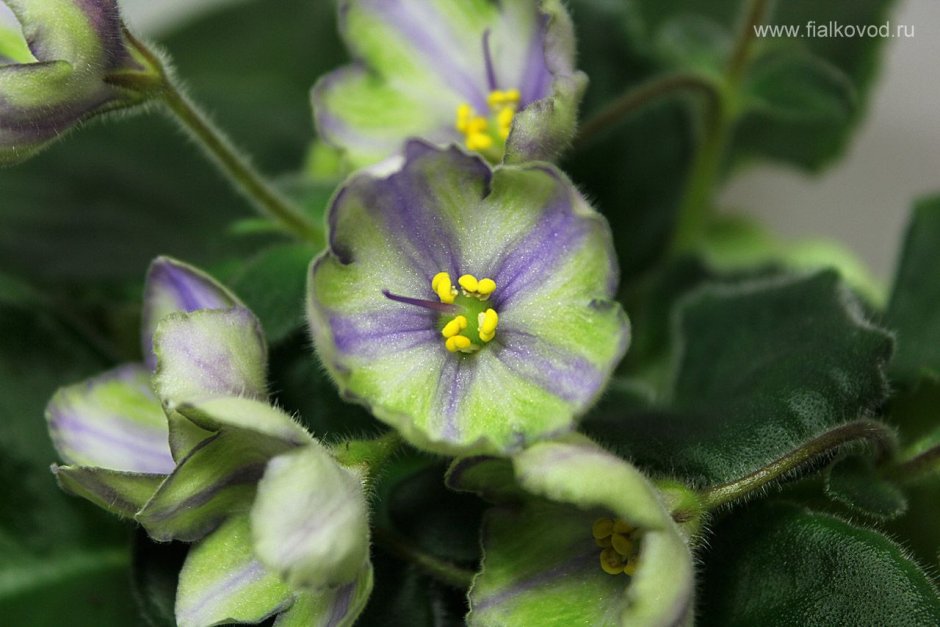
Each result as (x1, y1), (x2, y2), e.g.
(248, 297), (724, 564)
(447, 437), (696, 626)
(313, 0), (587, 167)
(307, 141), (629, 455)
(0, 0), (162, 165)
(47, 257), (373, 627)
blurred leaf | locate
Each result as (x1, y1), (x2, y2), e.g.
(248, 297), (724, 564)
(733, 48), (857, 166)
(565, 0), (695, 279)
(698, 502), (940, 625)
(228, 243), (318, 344)
(886, 195), (940, 385)
(585, 272), (893, 485)
(384, 463), (485, 565)
(700, 215), (884, 305)
(268, 338), (381, 441)
(0, 303), (138, 624)
(131, 532), (188, 627)
(825, 455), (907, 520)
(628, 0), (895, 170)
(0, 0), (343, 285)
(357, 552), (464, 627)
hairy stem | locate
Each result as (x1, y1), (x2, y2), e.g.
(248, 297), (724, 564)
(573, 73), (719, 149)
(372, 526), (475, 588)
(160, 86), (324, 246)
(699, 419), (896, 510)
(669, 0), (770, 254)
(125, 32), (324, 246)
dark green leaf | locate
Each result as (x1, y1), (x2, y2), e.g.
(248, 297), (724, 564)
(628, 0), (895, 170)
(585, 272), (893, 485)
(698, 502), (940, 625)
(825, 455), (907, 520)
(130, 532), (188, 627)
(0, 304), (138, 624)
(228, 243), (318, 344)
(733, 48), (856, 166)
(886, 195), (940, 385)
(267, 336), (380, 440)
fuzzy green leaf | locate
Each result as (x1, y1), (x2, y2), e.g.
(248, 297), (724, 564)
(698, 502), (940, 625)
(586, 272), (893, 485)
(825, 456), (907, 520)
(886, 195), (940, 385)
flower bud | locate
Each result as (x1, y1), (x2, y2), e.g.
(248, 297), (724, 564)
(0, 0), (163, 165)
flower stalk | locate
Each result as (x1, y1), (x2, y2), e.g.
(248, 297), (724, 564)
(697, 419), (896, 511)
(123, 33), (324, 247)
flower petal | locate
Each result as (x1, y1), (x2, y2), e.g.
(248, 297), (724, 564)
(470, 501), (629, 626)
(251, 446), (371, 591)
(314, 0), (584, 165)
(136, 429), (296, 542)
(175, 397), (313, 448)
(52, 465), (165, 518)
(469, 438), (696, 626)
(175, 514), (292, 627)
(0, 0), (148, 165)
(3, 0), (128, 65)
(45, 364), (174, 474)
(309, 145), (627, 454)
(141, 257), (243, 369)
(273, 564), (373, 627)
(153, 308), (268, 408)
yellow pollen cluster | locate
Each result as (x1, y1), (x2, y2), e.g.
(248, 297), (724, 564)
(432, 272), (499, 353)
(592, 517), (641, 576)
(455, 89), (521, 153)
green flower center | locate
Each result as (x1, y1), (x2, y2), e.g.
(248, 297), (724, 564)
(454, 89), (520, 162)
(431, 272), (499, 354)
(592, 517), (642, 576)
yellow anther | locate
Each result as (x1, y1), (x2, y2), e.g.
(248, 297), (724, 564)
(611, 533), (633, 557)
(479, 308), (498, 335)
(592, 518), (614, 539)
(431, 272), (449, 292)
(476, 278), (496, 296)
(600, 548), (625, 576)
(486, 91), (505, 108)
(505, 88), (520, 104)
(466, 133), (494, 151)
(445, 335), (472, 353)
(458, 274), (479, 293)
(595, 536), (613, 548)
(456, 104), (472, 132)
(498, 107), (514, 129)
(441, 315), (468, 339)
(432, 272), (456, 304)
(613, 520), (633, 535)
(623, 559), (639, 577)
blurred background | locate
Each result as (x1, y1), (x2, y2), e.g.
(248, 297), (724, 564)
(0, 0), (936, 625)
(113, 0), (940, 281)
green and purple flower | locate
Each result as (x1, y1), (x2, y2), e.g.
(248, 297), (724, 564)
(0, 0), (161, 165)
(449, 437), (696, 626)
(47, 257), (374, 627)
(313, 0), (587, 167)
(307, 142), (629, 455)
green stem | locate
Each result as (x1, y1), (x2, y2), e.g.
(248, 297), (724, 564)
(125, 33), (324, 246)
(372, 526), (475, 589)
(160, 85), (324, 246)
(669, 0), (770, 254)
(573, 73), (719, 149)
(889, 444), (940, 482)
(698, 419), (895, 510)
(332, 431), (405, 477)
